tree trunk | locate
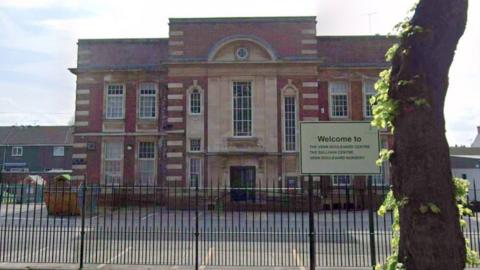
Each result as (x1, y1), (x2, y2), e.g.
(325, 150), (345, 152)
(389, 0), (468, 269)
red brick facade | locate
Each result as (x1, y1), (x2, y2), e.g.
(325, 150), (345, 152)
(70, 17), (396, 187)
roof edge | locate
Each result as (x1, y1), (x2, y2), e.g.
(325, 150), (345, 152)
(316, 35), (398, 39)
(78, 38), (168, 44)
(169, 16), (316, 24)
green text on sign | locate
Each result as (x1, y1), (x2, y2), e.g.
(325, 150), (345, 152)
(300, 121), (380, 175)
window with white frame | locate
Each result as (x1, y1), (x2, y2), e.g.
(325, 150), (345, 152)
(190, 138), (201, 152)
(363, 80), (376, 118)
(189, 158), (202, 188)
(11, 146), (23, 157)
(284, 96), (297, 151)
(137, 142), (155, 185)
(233, 81), (252, 137)
(190, 89), (201, 114)
(106, 84), (125, 119)
(139, 83), (156, 119)
(329, 81), (349, 118)
(332, 175), (351, 186)
(53, 146), (64, 157)
(103, 142), (123, 185)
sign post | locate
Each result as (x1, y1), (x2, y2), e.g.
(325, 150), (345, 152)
(300, 121), (380, 270)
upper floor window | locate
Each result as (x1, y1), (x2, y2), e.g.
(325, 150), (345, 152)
(363, 80), (376, 118)
(190, 138), (201, 152)
(190, 89), (201, 114)
(106, 84), (124, 119)
(332, 175), (351, 186)
(11, 146), (23, 157)
(103, 141), (123, 185)
(137, 142), (155, 185)
(139, 83), (157, 119)
(233, 81), (252, 137)
(284, 96), (297, 151)
(329, 81), (349, 118)
(53, 146), (65, 157)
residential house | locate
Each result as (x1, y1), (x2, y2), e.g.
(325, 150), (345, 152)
(450, 146), (480, 200)
(0, 126), (73, 183)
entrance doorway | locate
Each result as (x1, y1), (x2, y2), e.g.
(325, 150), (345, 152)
(229, 166), (256, 201)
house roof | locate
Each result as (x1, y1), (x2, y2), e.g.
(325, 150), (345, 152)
(449, 147), (480, 156)
(0, 126), (73, 146)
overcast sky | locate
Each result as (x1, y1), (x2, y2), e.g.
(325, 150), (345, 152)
(0, 0), (478, 146)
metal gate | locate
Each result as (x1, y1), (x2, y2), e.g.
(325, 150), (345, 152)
(1, 180), (479, 268)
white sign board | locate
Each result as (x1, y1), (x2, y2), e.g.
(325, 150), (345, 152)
(300, 121), (380, 175)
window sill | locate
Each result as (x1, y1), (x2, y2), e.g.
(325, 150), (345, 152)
(104, 118), (125, 121)
(227, 136), (258, 142)
(227, 136), (259, 149)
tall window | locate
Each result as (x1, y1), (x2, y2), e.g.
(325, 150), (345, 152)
(190, 89), (201, 114)
(284, 96), (297, 151)
(139, 83), (156, 119)
(190, 138), (201, 152)
(189, 158), (202, 188)
(329, 81), (348, 118)
(138, 142), (155, 185)
(11, 146), (23, 157)
(103, 142), (123, 185)
(106, 84), (124, 119)
(332, 175), (351, 186)
(363, 80), (376, 118)
(233, 81), (252, 137)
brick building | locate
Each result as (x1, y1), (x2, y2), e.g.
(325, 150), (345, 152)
(69, 16), (395, 191)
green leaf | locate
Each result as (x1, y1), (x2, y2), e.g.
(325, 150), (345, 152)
(419, 204), (428, 214)
(428, 203), (441, 214)
(385, 43), (400, 62)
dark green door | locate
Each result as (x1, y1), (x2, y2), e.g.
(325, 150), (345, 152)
(230, 166), (256, 201)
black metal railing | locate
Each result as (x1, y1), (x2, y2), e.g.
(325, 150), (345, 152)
(0, 180), (479, 269)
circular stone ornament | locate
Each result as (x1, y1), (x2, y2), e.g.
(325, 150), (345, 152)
(235, 47), (249, 60)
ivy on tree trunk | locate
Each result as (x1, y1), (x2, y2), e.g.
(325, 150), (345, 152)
(389, 0), (468, 269)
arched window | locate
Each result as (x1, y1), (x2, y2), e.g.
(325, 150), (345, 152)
(190, 89), (201, 114)
(284, 95), (297, 151)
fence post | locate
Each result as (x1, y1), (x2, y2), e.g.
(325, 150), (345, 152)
(367, 177), (377, 269)
(195, 181), (199, 270)
(79, 180), (87, 269)
(308, 175), (316, 270)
